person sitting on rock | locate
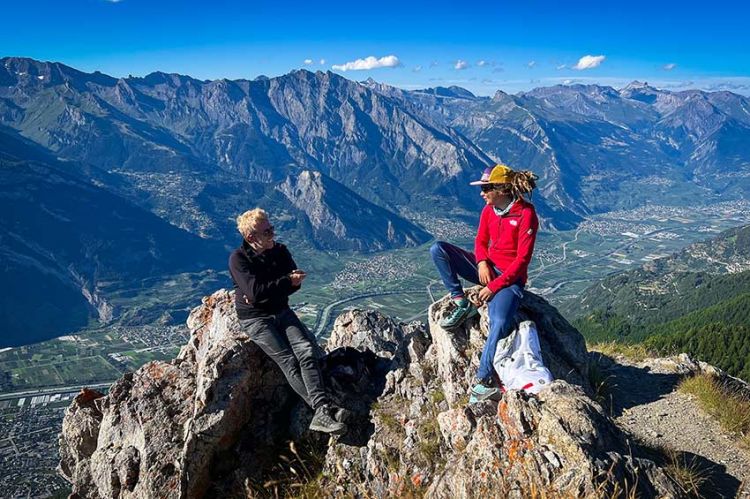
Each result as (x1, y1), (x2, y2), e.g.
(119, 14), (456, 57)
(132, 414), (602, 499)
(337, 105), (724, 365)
(429, 164), (539, 403)
(229, 208), (347, 435)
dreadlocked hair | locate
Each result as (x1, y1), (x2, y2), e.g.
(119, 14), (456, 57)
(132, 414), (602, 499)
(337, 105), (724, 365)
(509, 170), (538, 199)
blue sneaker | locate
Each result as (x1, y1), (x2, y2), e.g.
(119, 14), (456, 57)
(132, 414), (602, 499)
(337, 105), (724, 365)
(469, 377), (503, 404)
(439, 298), (478, 330)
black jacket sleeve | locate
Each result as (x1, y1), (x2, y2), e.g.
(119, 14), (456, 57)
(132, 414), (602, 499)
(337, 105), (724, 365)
(228, 250), (294, 304)
(284, 245), (302, 296)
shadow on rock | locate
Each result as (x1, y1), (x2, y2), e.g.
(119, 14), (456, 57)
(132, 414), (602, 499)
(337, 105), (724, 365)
(321, 346), (392, 446)
(591, 352), (684, 417)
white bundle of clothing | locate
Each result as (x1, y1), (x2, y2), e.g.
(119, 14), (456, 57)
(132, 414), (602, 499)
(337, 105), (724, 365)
(493, 320), (554, 394)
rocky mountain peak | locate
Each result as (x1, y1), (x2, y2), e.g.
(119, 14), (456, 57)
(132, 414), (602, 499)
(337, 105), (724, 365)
(275, 170), (430, 250)
(59, 288), (696, 497)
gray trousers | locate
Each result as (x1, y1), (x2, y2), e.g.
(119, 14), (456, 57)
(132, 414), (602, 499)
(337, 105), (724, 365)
(239, 308), (327, 410)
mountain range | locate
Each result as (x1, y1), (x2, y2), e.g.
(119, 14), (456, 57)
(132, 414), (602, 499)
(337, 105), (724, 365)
(3, 56), (750, 343)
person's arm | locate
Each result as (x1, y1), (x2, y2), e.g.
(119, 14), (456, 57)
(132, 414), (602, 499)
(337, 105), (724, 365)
(229, 251), (294, 304)
(474, 206), (491, 264)
(486, 207), (539, 293)
(283, 245), (302, 296)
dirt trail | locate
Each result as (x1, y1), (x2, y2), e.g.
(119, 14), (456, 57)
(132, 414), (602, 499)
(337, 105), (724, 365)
(599, 355), (750, 498)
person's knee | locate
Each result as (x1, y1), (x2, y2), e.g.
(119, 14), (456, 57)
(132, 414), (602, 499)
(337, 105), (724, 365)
(430, 241), (447, 260)
(491, 318), (508, 335)
(295, 344), (318, 368)
(273, 351), (299, 371)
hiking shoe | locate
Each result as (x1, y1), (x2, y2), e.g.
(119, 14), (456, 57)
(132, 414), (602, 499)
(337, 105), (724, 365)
(309, 404), (347, 435)
(469, 377), (503, 404)
(334, 407), (354, 424)
(439, 298), (478, 330)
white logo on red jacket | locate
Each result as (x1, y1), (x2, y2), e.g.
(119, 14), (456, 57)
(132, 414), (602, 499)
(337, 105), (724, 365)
(510, 219), (518, 226)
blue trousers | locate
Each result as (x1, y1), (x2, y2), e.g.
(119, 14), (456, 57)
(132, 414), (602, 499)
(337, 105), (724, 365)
(430, 241), (524, 381)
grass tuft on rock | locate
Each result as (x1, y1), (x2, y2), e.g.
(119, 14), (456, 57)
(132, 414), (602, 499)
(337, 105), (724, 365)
(587, 341), (655, 363)
(587, 355), (615, 409)
(664, 450), (710, 497)
(679, 373), (750, 445)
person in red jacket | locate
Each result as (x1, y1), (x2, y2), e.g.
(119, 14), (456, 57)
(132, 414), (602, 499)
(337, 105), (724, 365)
(429, 164), (539, 403)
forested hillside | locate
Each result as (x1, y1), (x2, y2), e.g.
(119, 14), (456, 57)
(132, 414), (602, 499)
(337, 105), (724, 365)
(568, 224), (750, 381)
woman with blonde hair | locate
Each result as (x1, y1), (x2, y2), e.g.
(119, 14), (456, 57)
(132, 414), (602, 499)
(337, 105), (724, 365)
(229, 208), (347, 435)
(430, 164), (539, 403)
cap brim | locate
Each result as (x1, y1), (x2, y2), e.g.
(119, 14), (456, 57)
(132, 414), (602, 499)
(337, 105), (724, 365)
(469, 180), (490, 185)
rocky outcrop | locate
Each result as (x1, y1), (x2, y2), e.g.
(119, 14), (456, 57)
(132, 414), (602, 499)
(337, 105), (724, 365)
(59, 290), (296, 498)
(60, 288), (685, 497)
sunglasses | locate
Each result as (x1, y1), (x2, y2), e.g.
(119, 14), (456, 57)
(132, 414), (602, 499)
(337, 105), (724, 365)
(481, 184), (511, 193)
(254, 225), (275, 238)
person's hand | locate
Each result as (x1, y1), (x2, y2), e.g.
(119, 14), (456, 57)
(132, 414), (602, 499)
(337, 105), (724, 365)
(477, 286), (495, 304)
(478, 261), (495, 285)
(290, 269), (307, 287)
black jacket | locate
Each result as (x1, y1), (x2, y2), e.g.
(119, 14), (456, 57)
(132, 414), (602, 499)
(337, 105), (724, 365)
(228, 240), (300, 319)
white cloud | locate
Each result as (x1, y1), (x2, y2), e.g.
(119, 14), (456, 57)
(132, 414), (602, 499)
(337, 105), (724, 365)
(454, 59), (469, 70)
(477, 60), (488, 67)
(104, 0), (123, 3)
(429, 61), (439, 68)
(332, 55), (401, 71)
(556, 64), (567, 70)
(663, 63), (677, 71)
(573, 55), (606, 70)
(303, 59), (314, 65)
(527, 60), (536, 68)
(320, 59), (326, 65)
(413, 65), (423, 72)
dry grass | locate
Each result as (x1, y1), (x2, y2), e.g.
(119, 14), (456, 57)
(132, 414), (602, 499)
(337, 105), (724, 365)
(587, 341), (655, 363)
(587, 356), (616, 409)
(663, 450), (710, 497)
(246, 439), (329, 499)
(679, 373), (750, 444)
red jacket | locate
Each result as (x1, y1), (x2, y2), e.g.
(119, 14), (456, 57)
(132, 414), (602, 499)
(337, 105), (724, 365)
(474, 198), (539, 293)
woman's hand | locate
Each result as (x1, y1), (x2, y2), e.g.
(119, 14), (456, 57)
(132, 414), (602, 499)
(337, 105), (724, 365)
(477, 286), (495, 304)
(478, 261), (495, 285)
(290, 269), (307, 287)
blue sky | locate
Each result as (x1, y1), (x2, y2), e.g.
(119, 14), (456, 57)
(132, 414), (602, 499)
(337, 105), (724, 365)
(3, 0), (749, 95)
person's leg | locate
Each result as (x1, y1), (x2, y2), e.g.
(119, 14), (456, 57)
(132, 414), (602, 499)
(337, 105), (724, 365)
(239, 317), (311, 406)
(277, 309), (328, 410)
(429, 241), (480, 298)
(275, 310), (348, 435)
(476, 283), (524, 381)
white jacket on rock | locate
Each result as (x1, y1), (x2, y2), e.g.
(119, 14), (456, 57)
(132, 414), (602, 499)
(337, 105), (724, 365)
(493, 320), (554, 394)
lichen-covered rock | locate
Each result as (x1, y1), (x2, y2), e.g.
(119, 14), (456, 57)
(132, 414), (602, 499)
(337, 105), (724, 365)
(322, 292), (681, 498)
(59, 290), (294, 498)
(60, 288), (682, 498)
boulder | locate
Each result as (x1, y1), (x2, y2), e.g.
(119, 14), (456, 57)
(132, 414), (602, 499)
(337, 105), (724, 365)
(60, 288), (681, 498)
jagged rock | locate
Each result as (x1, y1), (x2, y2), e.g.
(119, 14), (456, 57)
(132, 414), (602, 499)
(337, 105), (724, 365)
(321, 292), (680, 497)
(59, 290), (296, 498)
(428, 287), (591, 406)
(58, 388), (105, 498)
(328, 309), (429, 370)
(60, 288), (682, 498)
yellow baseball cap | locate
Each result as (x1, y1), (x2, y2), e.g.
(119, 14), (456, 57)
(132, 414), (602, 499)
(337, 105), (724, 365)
(469, 164), (514, 185)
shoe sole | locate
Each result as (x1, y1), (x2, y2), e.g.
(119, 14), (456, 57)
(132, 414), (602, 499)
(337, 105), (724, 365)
(468, 390), (502, 404)
(309, 423), (347, 436)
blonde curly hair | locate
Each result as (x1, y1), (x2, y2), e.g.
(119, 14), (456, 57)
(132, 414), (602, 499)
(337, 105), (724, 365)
(236, 208), (268, 239)
(495, 170), (538, 199)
